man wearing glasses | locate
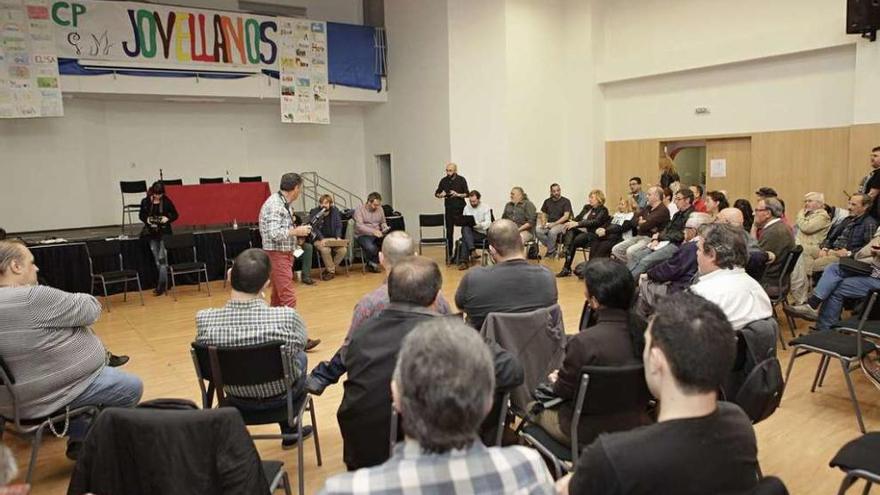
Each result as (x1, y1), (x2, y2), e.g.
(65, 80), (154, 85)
(628, 189), (695, 278)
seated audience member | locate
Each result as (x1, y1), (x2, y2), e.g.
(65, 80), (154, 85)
(354, 192), (389, 273)
(0, 240), (143, 460)
(715, 207), (770, 278)
(788, 192), (833, 304)
(811, 194), (877, 274)
(306, 231), (452, 395)
(531, 259), (651, 446)
(663, 186), (678, 217)
(338, 256), (522, 470)
(627, 188), (695, 278)
(690, 185), (707, 213)
(590, 196), (637, 259)
(502, 186), (538, 244)
(612, 186), (669, 263)
(322, 319), (552, 494)
(309, 194), (348, 281)
(457, 190), (493, 270)
(755, 197), (795, 285)
(556, 292), (758, 495)
(456, 219), (558, 330)
(629, 177), (648, 210)
(635, 213), (713, 318)
(557, 189), (610, 277)
(789, 232), (880, 331)
(196, 248), (311, 447)
(734, 199), (755, 232)
(704, 191), (729, 218)
(690, 224), (773, 329)
(535, 183), (573, 258)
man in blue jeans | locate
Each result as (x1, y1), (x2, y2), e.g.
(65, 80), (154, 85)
(0, 240), (143, 460)
(789, 236), (880, 330)
(196, 248), (312, 447)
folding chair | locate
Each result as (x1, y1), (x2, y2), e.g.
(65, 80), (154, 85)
(85, 239), (144, 311)
(763, 246), (803, 348)
(119, 180), (147, 234)
(161, 178), (183, 186)
(199, 177), (224, 184)
(220, 228), (253, 288)
(782, 291), (880, 433)
(344, 218), (368, 274)
(239, 176), (263, 183)
(519, 364), (651, 478)
(0, 356), (98, 484)
(163, 233), (211, 301)
(191, 341), (322, 495)
(831, 432), (880, 495)
(418, 214), (449, 262)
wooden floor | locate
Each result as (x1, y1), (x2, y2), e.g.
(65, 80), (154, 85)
(9, 246), (880, 495)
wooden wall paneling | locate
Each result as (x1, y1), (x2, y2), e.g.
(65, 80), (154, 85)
(604, 139), (660, 205)
(848, 124), (880, 195)
(705, 138), (752, 202)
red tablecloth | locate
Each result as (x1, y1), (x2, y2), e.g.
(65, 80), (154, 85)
(165, 182), (271, 226)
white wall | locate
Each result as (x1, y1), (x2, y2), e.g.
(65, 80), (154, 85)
(159, 0), (363, 24)
(0, 98), (367, 232)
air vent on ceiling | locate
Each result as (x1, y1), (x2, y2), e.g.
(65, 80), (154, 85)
(238, 1), (307, 18)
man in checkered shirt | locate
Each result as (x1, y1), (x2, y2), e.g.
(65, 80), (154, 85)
(196, 248), (311, 447)
(320, 317), (553, 495)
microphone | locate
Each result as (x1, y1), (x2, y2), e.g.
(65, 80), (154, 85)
(159, 168), (164, 181)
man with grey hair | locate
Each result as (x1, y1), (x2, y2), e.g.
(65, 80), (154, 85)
(635, 212), (712, 318)
(691, 224), (773, 329)
(456, 219), (557, 330)
(321, 318), (552, 494)
(754, 197), (795, 284)
(306, 231), (452, 395)
(810, 193), (877, 274)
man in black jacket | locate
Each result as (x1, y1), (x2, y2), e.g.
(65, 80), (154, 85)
(338, 255), (523, 470)
(309, 194), (347, 280)
(628, 188), (695, 279)
(138, 181), (179, 295)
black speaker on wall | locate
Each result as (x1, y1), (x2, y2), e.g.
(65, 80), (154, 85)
(847, 0), (880, 41)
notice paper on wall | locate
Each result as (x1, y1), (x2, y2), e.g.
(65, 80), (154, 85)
(278, 19), (329, 124)
(0, 0), (64, 118)
(710, 158), (727, 178)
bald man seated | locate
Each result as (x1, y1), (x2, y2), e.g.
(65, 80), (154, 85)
(455, 219), (558, 330)
(715, 207), (771, 278)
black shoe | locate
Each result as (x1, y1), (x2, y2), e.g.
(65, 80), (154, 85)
(366, 262), (381, 273)
(305, 338), (321, 351)
(301, 277), (316, 285)
(281, 425), (314, 449)
(305, 374), (328, 396)
(107, 353), (130, 367)
(66, 441), (82, 460)
(153, 286), (166, 296)
(556, 268), (572, 278)
(321, 271), (335, 281)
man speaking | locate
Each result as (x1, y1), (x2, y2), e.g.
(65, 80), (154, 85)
(434, 162), (469, 263)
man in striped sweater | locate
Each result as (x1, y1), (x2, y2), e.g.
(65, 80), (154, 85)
(0, 240), (143, 459)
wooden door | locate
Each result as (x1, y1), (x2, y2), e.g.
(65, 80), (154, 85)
(705, 138), (751, 201)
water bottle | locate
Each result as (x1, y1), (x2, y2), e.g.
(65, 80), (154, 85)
(233, 218), (238, 230)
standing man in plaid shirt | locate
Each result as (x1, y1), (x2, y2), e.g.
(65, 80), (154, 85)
(259, 172), (320, 350)
(196, 248), (312, 447)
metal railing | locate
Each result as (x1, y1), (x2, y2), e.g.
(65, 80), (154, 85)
(299, 171), (364, 212)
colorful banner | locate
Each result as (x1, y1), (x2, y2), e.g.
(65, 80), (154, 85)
(278, 19), (328, 124)
(0, 0), (64, 118)
(50, 0), (281, 70)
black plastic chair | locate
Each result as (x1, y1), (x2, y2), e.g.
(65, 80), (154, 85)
(190, 341), (321, 495)
(161, 178), (183, 186)
(239, 176), (263, 183)
(119, 180), (147, 233)
(831, 432), (880, 494)
(418, 213), (448, 261)
(0, 356), (98, 484)
(220, 228), (253, 288)
(85, 239), (144, 311)
(519, 364), (651, 478)
(763, 246), (803, 348)
(199, 177), (224, 184)
(163, 233), (211, 301)
(783, 291), (880, 433)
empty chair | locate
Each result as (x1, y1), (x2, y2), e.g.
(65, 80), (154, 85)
(191, 341), (321, 495)
(220, 228), (253, 288)
(831, 432), (880, 495)
(160, 178), (183, 186)
(0, 355), (98, 484)
(119, 180), (147, 232)
(199, 177), (224, 184)
(418, 213), (448, 261)
(239, 175), (263, 183)
(85, 239), (144, 311)
(764, 245), (803, 346)
(67, 407), (292, 494)
(162, 233), (211, 301)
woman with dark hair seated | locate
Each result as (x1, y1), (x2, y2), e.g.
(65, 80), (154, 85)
(733, 199), (754, 233)
(529, 259), (652, 446)
(705, 191), (730, 218)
